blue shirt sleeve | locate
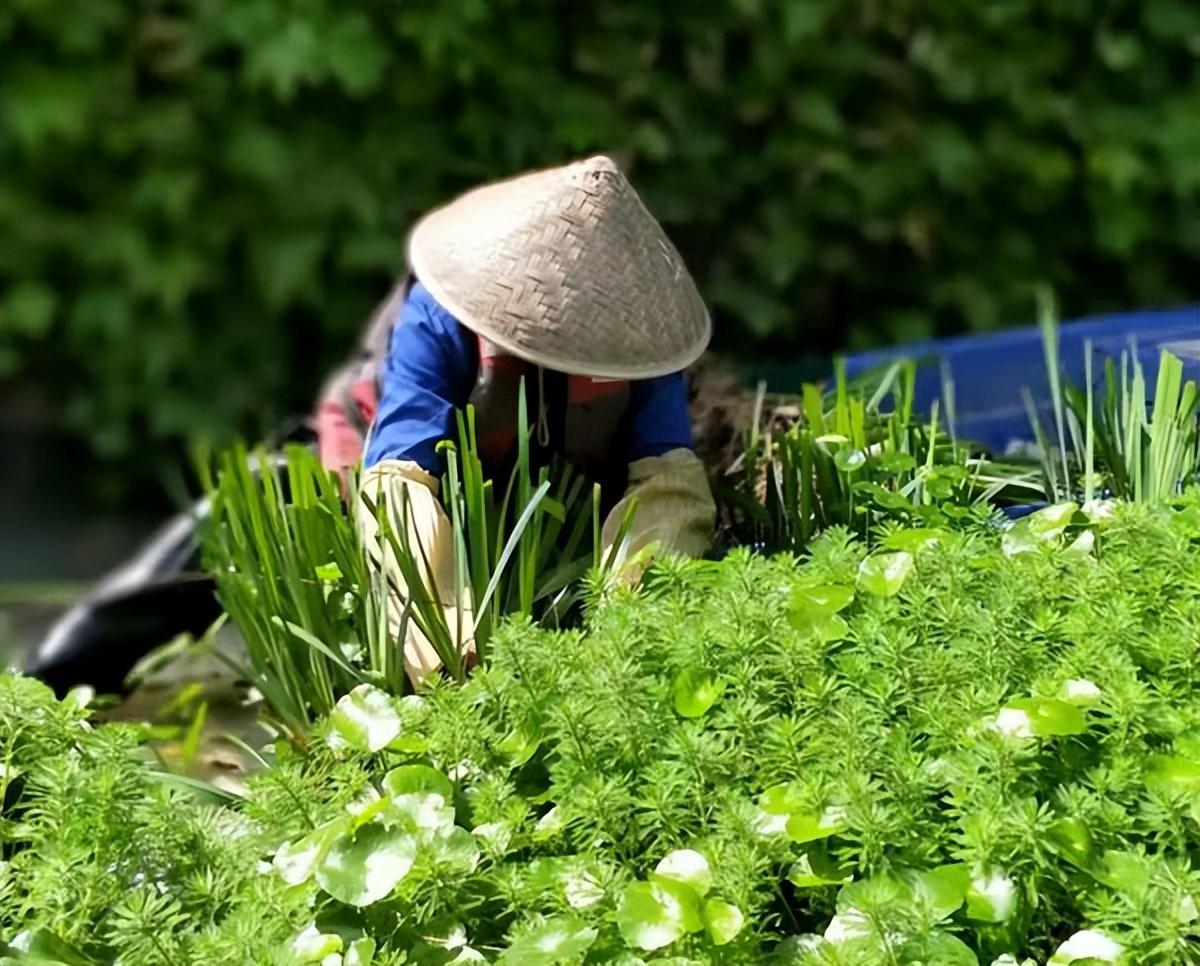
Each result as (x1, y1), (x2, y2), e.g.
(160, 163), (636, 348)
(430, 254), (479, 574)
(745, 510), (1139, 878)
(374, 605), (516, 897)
(363, 283), (475, 474)
(625, 371), (694, 462)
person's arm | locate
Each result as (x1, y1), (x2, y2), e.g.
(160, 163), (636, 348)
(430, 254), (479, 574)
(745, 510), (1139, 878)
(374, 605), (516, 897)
(601, 372), (716, 571)
(357, 285), (476, 686)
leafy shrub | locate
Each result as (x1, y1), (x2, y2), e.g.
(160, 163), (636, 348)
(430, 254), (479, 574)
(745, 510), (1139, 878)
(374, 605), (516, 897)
(392, 499), (1200, 964)
(2, 0), (1197, 460)
(0, 676), (319, 963)
(5, 498), (1199, 964)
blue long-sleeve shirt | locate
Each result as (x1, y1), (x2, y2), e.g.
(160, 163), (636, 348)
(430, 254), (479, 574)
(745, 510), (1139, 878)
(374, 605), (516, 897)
(363, 283), (694, 475)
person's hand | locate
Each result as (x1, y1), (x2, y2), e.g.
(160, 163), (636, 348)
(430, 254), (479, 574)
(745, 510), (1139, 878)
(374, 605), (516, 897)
(402, 602), (476, 687)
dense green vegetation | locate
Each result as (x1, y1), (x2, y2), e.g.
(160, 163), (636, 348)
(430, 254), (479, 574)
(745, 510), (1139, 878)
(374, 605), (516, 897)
(3, 497), (1199, 964)
(3, 0), (1198, 462)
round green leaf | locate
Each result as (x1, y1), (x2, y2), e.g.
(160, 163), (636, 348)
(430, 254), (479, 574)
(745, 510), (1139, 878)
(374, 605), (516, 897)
(1095, 851), (1151, 893)
(966, 872), (1017, 922)
(790, 584), (855, 619)
(617, 880), (703, 951)
(653, 849), (712, 896)
(292, 924), (343, 963)
(387, 791), (456, 837)
(834, 446), (867, 472)
(788, 846), (851, 889)
(1046, 816), (1095, 870)
(1146, 754), (1200, 801)
(315, 821), (418, 906)
(672, 668), (725, 719)
(1003, 697), (1087, 737)
(329, 684), (402, 753)
(435, 826), (481, 873)
(786, 806), (847, 844)
(703, 899), (745, 946)
(906, 864), (971, 921)
(904, 932), (979, 966)
(498, 916), (598, 965)
(882, 527), (945, 552)
(1002, 502), (1079, 557)
(1047, 929), (1124, 964)
(857, 551), (914, 597)
(383, 764), (454, 803)
(344, 938), (376, 966)
(497, 722), (541, 766)
(274, 819), (347, 885)
(758, 784), (804, 815)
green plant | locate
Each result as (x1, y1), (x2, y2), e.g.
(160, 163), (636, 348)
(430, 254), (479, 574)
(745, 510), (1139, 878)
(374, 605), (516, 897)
(365, 388), (634, 681)
(200, 443), (393, 734)
(5, 496), (1200, 964)
(725, 360), (1040, 553)
(1027, 290), (1199, 504)
(203, 389), (629, 730)
(0, 675), (317, 964)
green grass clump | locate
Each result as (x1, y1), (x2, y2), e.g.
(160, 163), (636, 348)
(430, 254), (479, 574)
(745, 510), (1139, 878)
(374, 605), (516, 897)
(4, 497), (1198, 965)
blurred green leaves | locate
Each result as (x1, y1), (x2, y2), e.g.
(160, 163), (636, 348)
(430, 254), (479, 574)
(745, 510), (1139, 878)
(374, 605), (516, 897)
(1, 0), (1196, 471)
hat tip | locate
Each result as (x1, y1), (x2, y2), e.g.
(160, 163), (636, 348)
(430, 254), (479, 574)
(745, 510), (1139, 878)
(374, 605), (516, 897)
(576, 154), (621, 175)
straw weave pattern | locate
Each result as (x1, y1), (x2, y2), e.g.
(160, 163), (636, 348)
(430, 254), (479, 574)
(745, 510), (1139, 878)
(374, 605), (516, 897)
(408, 156), (710, 378)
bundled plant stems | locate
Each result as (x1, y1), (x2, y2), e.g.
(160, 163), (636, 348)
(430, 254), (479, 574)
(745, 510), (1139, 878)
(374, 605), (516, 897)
(201, 383), (634, 735)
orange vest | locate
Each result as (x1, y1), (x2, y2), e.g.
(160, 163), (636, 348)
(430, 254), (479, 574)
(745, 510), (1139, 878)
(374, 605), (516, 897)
(469, 337), (631, 474)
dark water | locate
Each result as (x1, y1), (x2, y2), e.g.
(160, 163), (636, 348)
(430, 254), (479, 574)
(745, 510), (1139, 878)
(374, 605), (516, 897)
(1, 407), (166, 666)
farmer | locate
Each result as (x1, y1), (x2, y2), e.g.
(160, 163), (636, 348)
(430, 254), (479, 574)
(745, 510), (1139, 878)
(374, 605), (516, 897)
(28, 156), (716, 694)
(327, 156), (716, 684)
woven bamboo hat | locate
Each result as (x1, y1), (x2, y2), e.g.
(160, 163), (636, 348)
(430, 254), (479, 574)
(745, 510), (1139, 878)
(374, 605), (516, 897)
(407, 156), (711, 379)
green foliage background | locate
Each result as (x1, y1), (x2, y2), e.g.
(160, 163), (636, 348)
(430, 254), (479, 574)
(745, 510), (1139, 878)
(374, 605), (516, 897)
(2, 0), (1197, 459)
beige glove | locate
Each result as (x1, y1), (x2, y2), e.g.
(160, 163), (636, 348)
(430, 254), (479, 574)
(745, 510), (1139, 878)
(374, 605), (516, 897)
(358, 460), (475, 688)
(601, 447), (716, 581)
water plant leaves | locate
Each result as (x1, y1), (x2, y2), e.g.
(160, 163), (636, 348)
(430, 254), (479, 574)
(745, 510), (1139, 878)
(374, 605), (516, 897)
(1002, 502), (1079, 557)
(315, 821), (418, 906)
(1046, 816), (1094, 870)
(703, 899), (745, 945)
(904, 863), (971, 920)
(382, 765), (455, 804)
(1145, 754), (1200, 800)
(497, 916), (598, 965)
(833, 446), (866, 472)
(1094, 851), (1150, 893)
(854, 481), (914, 512)
(292, 924), (343, 962)
(1047, 929), (1124, 964)
(387, 792), (456, 838)
(790, 584), (854, 618)
(789, 585), (854, 637)
(653, 849), (712, 896)
(839, 863), (968, 923)
(497, 722), (541, 766)
(759, 784), (804, 815)
(857, 551), (914, 597)
(786, 806), (848, 844)
(965, 872), (1017, 922)
(882, 527), (946, 552)
(274, 819), (348, 885)
(329, 684), (402, 753)
(903, 932), (979, 965)
(672, 668), (725, 719)
(616, 880), (703, 951)
(1002, 697), (1087, 737)
(344, 938), (376, 966)
(877, 451), (917, 473)
(788, 846), (851, 888)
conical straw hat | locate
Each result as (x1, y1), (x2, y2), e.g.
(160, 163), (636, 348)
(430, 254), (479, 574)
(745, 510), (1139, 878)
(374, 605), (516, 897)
(407, 156), (711, 379)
